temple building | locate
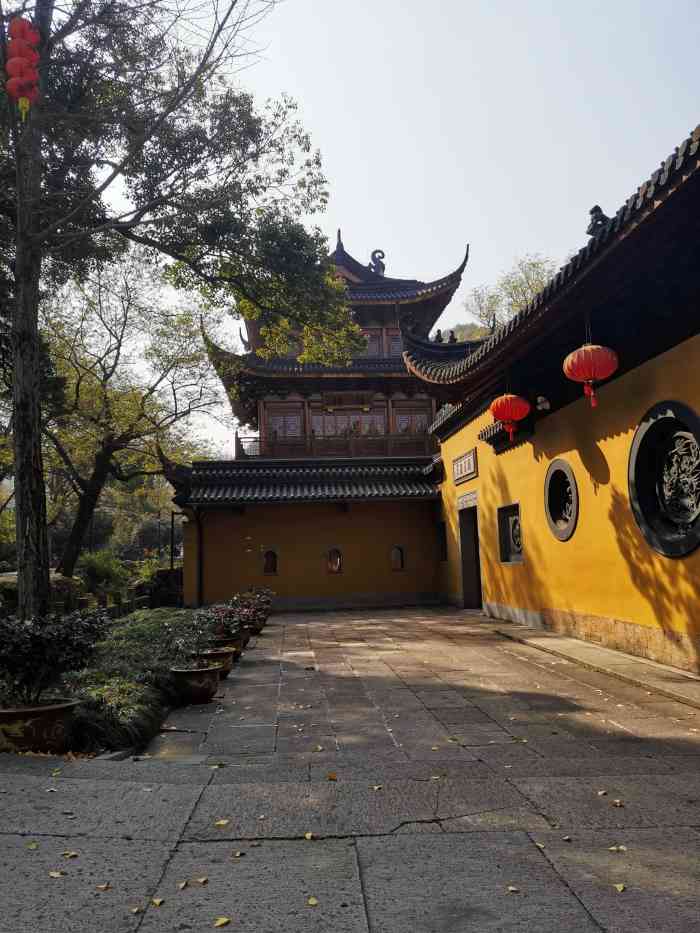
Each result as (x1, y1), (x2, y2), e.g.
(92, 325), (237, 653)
(171, 236), (471, 610)
(170, 123), (700, 674)
(401, 123), (700, 673)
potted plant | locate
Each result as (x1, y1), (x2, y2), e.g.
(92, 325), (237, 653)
(0, 610), (106, 753)
(166, 612), (223, 704)
(207, 603), (244, 660)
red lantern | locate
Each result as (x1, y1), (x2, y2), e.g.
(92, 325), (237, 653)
(7, 39), (40, 65)
(563, 343), (618, 408)
(8, 17), (40, 45)
(489, 393), (531, 443)
(5, 17), (40, 121)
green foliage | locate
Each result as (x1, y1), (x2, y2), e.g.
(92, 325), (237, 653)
(77, 551), (129, 596)
(462, 254), (556, 329)
(450, 322), (491, 342)
(69, 676), (167, 753)
(166, 609), (217, 668)
(0, 610), (107, 706)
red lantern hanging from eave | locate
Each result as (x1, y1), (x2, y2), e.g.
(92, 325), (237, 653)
(563, 343), (619, 408)
(489, 393), (531, 443)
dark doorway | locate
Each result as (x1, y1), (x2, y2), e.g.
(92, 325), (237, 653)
(459, 506), (483, 609)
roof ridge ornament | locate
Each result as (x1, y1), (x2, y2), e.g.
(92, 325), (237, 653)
(368, 249), (386, 276)
(586, 205), (611, 237)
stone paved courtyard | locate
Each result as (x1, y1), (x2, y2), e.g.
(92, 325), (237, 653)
(3, 608), (700, 931)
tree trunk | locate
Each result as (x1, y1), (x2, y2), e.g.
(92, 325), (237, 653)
(56, 451), (113, 578)
(13, 144), (49, 618)
(11, 0), (55, 618)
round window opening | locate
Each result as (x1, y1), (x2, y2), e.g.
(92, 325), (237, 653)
(629, 401), (700, 558)
(544, 459), (578, 541)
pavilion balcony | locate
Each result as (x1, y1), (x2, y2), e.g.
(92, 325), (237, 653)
(235, 432), (437, 460)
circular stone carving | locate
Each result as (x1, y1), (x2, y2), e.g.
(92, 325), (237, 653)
(628, 401), (700, 558)
(544, 459), (579, 541)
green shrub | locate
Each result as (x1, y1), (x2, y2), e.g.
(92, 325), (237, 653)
(69, 676), (167, 752)
(77, 551), (129, 596)
(0, 610), (107, 706)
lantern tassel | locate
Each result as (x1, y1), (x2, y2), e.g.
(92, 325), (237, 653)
(18, 96), (30, 121)
(584, 383), (597, 408)
(504, 421), (516, 442)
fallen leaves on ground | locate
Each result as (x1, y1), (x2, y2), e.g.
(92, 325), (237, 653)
(612, 799), (624, 808)
(608, 844), (628, 853)
(307, 896), (319, 907)
(327, 772), (337, 781)
(535, 842), (546, 850)
(304, 832), (314, 840)
(26, 842), (39, 850)
(129, 907), (144, 915)
(214, 819), (230, 828)
(194, 877), (209, 886)
(232, 851), (245, 859)
(96, 883), (111, 892)
(213, 918), (231, 927)
(563, 836), (572, 842)
(506, 885), (520, 894)
(62, 850), (79, 859)
(177, 880), (188, 890)
(48, 870), (65, 879)
(50, 768), (62, 777)
(613, 883), (626, 893)
(597, 790), (607, 797)
(312, 745), (324, 752)
(151, 898), (165, 907)
(372, 785), (383, 791)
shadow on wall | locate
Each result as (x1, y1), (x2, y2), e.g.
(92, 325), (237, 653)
(478, 460), (574, 624)
(609, 485), (700, 670)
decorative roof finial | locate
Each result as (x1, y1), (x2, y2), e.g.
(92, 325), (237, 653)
(336, 228), (343, 250)
(586, 205), (610, 237)
(368, 249), (386, 276)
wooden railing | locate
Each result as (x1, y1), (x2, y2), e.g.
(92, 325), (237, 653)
(235, 432), (437, 459)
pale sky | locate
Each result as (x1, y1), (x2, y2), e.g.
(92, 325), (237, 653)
(202, 0), (700, 455)
(245, 0), (699, 328)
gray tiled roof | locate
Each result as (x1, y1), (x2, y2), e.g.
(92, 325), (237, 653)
(404, 125), (700, 386)
(239, 356), (409, 376)
(186, 458), (439, 505)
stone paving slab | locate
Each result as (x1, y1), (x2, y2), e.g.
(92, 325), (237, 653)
(185, 778), (439, 839)
(495, 623), (700, 711)
(535, 827), (700, 933)
(512, 773), (700, 829)
(202, 723), (276, 756)
(0, 835), (171, 933)
(183, 781), (324, 839)
(441, 807), (552, 833)
(147, 732), (205, 759)
(137, 840), (369, 933)
(1, 774), (204, 840)
(435, 775), (534, 820)
(39, 760), (216, 785)
(356, 833), (600, 932)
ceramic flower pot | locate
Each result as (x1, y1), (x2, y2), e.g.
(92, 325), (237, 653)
(0, 699), (81, 753)
(197, 647), (235, 678)
(211, 634), (243, 661)
(169, 666), (222, 704)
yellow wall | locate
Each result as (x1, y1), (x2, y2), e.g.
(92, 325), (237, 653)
(183, 500), (440, 610)
(439, 336), (700, 668)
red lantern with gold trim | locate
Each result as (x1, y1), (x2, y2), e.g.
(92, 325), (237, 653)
(489, 393), (531, 443)
(563, 343), (618, 408)
(5, 17), (40, 121)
